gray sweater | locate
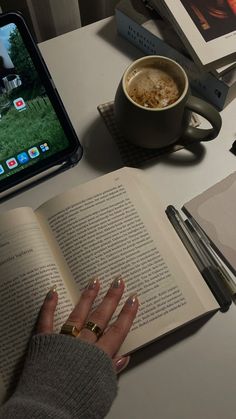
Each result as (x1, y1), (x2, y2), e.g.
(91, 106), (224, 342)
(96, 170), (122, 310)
(0, 334), (117, 418)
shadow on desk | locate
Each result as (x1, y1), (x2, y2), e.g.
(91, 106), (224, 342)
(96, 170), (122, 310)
(96, 17), (144, 61)
(84, 113), (206, 172)
(122, 312), (215, 376)
(97, 100), (207, 168)
(143, 142), (206, 169)
(83, 116), (123, 172)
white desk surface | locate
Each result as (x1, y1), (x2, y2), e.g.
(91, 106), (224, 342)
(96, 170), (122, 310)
(2, 17), (236, 419)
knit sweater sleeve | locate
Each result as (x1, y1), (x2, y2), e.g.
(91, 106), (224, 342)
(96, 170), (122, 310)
(0, 334), (118, 419)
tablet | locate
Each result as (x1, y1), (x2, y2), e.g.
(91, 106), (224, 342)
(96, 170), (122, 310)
(0, 12), (82, 197)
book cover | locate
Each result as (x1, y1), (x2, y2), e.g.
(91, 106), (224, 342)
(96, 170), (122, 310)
(150, 0), (236, 69)
(212, 61), (236, 77)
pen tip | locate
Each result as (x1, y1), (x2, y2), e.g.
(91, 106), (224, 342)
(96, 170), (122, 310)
(166, 205), (175, 214)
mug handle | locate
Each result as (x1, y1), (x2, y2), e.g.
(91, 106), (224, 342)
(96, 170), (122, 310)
(182, 96), (222, 143)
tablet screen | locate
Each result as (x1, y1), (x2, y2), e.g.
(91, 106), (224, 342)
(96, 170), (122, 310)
(0, 21), (76, 182)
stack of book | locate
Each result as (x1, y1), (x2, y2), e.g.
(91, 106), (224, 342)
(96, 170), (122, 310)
(115, 0), (236, 110)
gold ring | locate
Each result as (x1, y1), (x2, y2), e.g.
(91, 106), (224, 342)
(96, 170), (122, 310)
(83, 321), (103, 339)
(60, 323), (80, 337)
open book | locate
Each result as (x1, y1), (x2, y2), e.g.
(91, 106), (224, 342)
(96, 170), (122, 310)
(147, 0), (236, 70)
(0, 167), (219, 403)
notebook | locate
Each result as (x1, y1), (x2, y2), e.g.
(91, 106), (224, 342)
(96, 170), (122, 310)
(183, 171), (236, 275)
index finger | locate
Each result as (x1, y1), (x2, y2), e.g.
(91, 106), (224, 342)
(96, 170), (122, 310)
(96, 294), (139, 357)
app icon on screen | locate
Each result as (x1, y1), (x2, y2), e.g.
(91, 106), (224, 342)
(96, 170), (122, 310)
(17, 152), (29, 164)
(40, 143), (50, 152)
(28, 147), (40, 159)
(13, 97), (26, 111)
(6, 158), (18, 169)
(0, 165), (5, 175)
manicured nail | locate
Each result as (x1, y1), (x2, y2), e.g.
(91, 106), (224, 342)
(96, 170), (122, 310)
(115, 356), (130, 373)
(46, 285), (57, 300)
(86, 278), (98, 290)
(125, 293), (138, 306)
(111, 275), (122, 288)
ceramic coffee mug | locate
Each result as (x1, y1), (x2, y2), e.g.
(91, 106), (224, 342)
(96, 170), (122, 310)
(114, 56), (222, 149)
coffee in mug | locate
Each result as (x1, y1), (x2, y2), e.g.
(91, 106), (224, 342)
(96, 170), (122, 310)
(114, 56), (222, 149)
(126, 66), (180, 109)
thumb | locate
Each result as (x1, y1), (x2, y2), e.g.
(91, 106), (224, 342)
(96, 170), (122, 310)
(36, 285), (58, 334)
(113, 355), (130, 374)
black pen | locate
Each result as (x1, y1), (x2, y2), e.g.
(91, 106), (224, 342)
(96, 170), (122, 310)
(185, 218), (236, 296)
(165, 205), (232, 311)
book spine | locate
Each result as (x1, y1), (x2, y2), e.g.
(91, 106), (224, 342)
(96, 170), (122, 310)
(115, 9), (229, 110)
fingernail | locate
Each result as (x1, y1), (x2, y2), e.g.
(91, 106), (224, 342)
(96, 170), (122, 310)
(115, 356), (130, 373)
(125, 293), (138, 307)
(111, 275), (122, 288)
(86, 277), (98, 290)
(46, 285), (57, 300)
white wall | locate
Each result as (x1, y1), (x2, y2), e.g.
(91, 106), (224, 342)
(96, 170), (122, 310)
(78, 0), (119, 25)
(0, 0), (81, 42)
(28, 0), (81, 41)
(1, 0), (119, 40)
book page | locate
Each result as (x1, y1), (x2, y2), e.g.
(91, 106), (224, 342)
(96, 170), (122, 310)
(36, 167), (218, 355)
(0, 207), (74, 401)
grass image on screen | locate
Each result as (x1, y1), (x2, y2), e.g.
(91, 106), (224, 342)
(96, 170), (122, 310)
(0, 23), (69, 179)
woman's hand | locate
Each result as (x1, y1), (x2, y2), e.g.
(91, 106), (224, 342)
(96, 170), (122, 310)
(37, 277), (139, 373)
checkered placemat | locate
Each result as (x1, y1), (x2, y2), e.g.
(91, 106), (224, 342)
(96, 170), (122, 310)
(97, 101), (200, 167)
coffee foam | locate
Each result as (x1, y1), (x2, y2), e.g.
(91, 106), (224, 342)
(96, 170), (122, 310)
(126, 66), (180, 109)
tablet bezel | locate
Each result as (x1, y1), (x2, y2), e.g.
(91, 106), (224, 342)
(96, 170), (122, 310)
(0, 11), (82, 193)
